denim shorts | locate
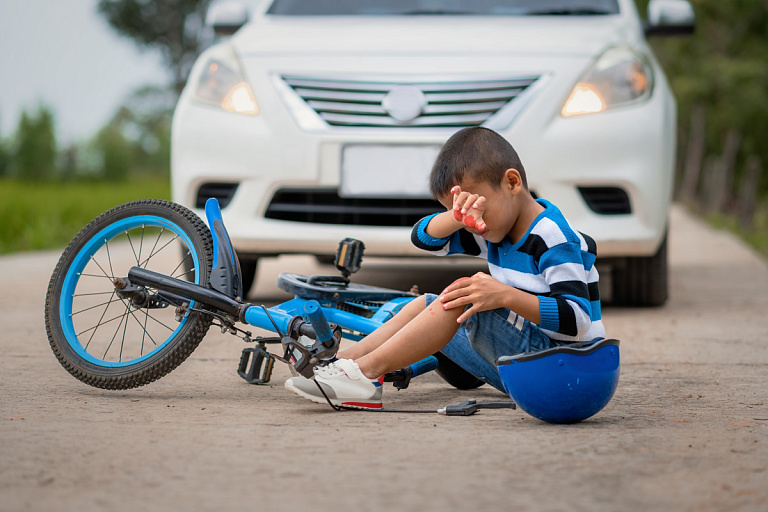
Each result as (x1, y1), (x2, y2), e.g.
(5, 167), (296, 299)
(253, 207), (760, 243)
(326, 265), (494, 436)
(425, 293), (558, 392)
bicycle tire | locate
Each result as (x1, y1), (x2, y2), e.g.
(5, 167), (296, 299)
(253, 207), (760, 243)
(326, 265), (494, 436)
(433, 352), (485, 390)
(45, 199), (214, 389)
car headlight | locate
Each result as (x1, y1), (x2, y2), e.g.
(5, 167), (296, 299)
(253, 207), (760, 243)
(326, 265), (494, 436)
(561, 46), (654, 117)
(192, 45), (258, 115)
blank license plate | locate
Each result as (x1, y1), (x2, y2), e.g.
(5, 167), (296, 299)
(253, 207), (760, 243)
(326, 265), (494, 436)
(340, 145), (441, 198)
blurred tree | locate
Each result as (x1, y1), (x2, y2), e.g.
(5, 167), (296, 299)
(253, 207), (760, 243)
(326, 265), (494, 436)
(11, 105), (58, 181)
(121, 85), (175, 174)
(91, 86), (176, 181)
(636, 0), (768, 200)
(0, 142), (7, 177)
(98, 0), (213, 94)
(59, 144), (80, 182)
(0, 112), (8, 177)
(94, 119), (132, 182)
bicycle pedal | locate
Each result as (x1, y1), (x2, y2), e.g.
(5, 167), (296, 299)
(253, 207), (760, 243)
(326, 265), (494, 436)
(238, 346), (275, 385)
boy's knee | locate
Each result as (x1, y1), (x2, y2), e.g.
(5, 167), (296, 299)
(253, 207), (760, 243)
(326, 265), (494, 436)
(426, 296), (462, 319)
(403, 294), (427, 313)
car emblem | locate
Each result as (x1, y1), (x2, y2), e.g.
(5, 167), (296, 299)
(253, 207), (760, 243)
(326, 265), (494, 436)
(382, 85), (428, 122)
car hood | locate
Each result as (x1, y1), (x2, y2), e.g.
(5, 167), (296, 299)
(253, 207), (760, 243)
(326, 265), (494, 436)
(230, 15), (641, 58)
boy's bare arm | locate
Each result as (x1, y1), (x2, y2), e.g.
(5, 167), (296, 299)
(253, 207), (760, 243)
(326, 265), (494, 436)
(439, 273), (541, 325)
(425, 185), (486, 238)
(424, 209), (465, 239)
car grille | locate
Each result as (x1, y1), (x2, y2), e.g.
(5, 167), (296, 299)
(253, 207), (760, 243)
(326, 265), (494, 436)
(282, 75), (539, 128)
(264, 189), (442, 226)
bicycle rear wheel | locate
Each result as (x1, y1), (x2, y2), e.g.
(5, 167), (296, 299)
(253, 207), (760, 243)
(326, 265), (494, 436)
(45, 200), (214, 389)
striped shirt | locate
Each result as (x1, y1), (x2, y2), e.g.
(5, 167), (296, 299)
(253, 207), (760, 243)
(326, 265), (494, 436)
(411, 199), (605, 343)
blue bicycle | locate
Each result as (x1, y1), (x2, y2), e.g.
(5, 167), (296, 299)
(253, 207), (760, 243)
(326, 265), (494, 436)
(44, 198), (482, 393)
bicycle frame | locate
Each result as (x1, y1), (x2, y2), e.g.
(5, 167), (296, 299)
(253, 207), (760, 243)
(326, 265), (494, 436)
(122, 198), (434, 383)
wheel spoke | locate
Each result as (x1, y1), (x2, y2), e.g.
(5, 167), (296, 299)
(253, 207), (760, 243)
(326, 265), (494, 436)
(142, 309), (176, 332)
(70, 298), (122, 317)
(54, 204), (211, 374)
(141, 308), (150, 355)
(78, 308), (129, 339)
(173, 267), (195, 279)
(72, 291), (116, 298)
(101, 301), (131, 360)
(139, 234), (179, 268)
(78, 273), (117, 280)
(89, 254), (114, 281)
(83, 290), (117, 350)
(137, 225), (145, 269)
(105, 238), (115, 282)
(141, 228), (165, 268)
(126, 230), (140, 265)
(169, 250), (191, 280)
(124, 305), (159, 352)
(118, 302), (130, 362)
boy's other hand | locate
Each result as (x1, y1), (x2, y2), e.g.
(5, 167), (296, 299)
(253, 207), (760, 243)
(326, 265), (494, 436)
(450, 186), (486, 231)
(439, 272), (509, 323)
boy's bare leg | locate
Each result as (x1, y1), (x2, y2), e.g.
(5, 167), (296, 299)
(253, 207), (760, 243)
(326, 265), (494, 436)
(337, 295), (427, 361)
(354, 298), (463, 379)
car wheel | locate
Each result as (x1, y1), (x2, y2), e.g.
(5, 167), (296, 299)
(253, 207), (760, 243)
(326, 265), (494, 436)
(612, 233), (668, 307)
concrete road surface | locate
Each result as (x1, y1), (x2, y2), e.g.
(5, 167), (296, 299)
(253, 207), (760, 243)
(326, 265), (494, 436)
(1, 205), (767, 512)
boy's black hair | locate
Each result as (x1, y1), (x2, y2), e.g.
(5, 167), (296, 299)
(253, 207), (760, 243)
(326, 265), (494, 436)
(429, 126), (528, 198)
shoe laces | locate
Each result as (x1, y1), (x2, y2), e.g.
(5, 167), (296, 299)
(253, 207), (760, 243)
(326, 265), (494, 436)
(319, 361), (348, 378)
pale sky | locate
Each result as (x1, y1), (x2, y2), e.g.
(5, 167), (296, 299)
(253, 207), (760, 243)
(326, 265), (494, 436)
(0, 0), (167, 145)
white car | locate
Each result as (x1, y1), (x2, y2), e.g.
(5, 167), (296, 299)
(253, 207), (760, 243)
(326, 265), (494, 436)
(171, 0), (694, 306)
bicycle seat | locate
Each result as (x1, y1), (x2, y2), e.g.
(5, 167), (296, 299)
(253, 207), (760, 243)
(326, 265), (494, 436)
(496, 338), (620, 424)
(277, 273), (416, 303)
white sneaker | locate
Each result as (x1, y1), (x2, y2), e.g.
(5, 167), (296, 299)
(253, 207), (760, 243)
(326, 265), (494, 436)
(283, 363), (332, 391)
(284, 358), (383, 410)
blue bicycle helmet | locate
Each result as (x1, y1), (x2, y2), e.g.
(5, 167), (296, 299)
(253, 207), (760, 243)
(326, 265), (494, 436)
(496, 338), (620, 424)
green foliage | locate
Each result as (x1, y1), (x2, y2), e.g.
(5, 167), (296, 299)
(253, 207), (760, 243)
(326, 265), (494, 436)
(9, 105), (58, 181)
(98, 0), (213, 93)
(95, 117), (132, 181)
(91, 86), (175, 181)
(0, 138), (8, 179)
(639, 0), (768, 192)
(705, 201), (768, 260)
(0, 177), (171, 254)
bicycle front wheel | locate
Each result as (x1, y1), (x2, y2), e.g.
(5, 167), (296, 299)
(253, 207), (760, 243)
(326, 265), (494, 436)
(45, 200), (214, 389)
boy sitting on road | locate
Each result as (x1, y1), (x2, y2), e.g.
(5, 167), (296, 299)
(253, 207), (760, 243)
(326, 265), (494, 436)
(285, 126), (606, 409)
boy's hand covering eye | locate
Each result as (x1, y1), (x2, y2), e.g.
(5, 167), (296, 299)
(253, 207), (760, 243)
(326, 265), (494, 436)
(450, 186), (486, 232)
(439, 272), (509, 323)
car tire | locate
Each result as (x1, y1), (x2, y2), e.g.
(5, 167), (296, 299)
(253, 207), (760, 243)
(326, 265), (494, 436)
(612, 233), (668, 307)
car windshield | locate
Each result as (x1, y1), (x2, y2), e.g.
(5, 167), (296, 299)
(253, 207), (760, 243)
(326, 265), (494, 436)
(266, 0), (620, 16)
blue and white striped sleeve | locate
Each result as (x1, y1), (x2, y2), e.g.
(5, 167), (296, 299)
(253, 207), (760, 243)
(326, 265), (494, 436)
(411, 214), (450, 253)
(536, 238), (593, 339)
(410, 214), (486, 257)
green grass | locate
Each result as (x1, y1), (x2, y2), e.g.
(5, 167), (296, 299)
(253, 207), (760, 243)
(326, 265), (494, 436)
(0, 178), (171, 254)
(705, 204), (768, 261)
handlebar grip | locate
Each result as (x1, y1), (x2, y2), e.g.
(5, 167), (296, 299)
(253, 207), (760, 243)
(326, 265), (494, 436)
(303, 300), (333, 344)
(408, 356), (439, 378)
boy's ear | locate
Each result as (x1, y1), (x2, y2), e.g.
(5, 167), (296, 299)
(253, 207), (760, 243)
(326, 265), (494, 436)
(503, 168), (524, 193)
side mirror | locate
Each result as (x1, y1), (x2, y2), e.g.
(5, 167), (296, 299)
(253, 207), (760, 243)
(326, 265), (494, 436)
(207, 1), (249, 38)
(645, 0), (695, 36)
